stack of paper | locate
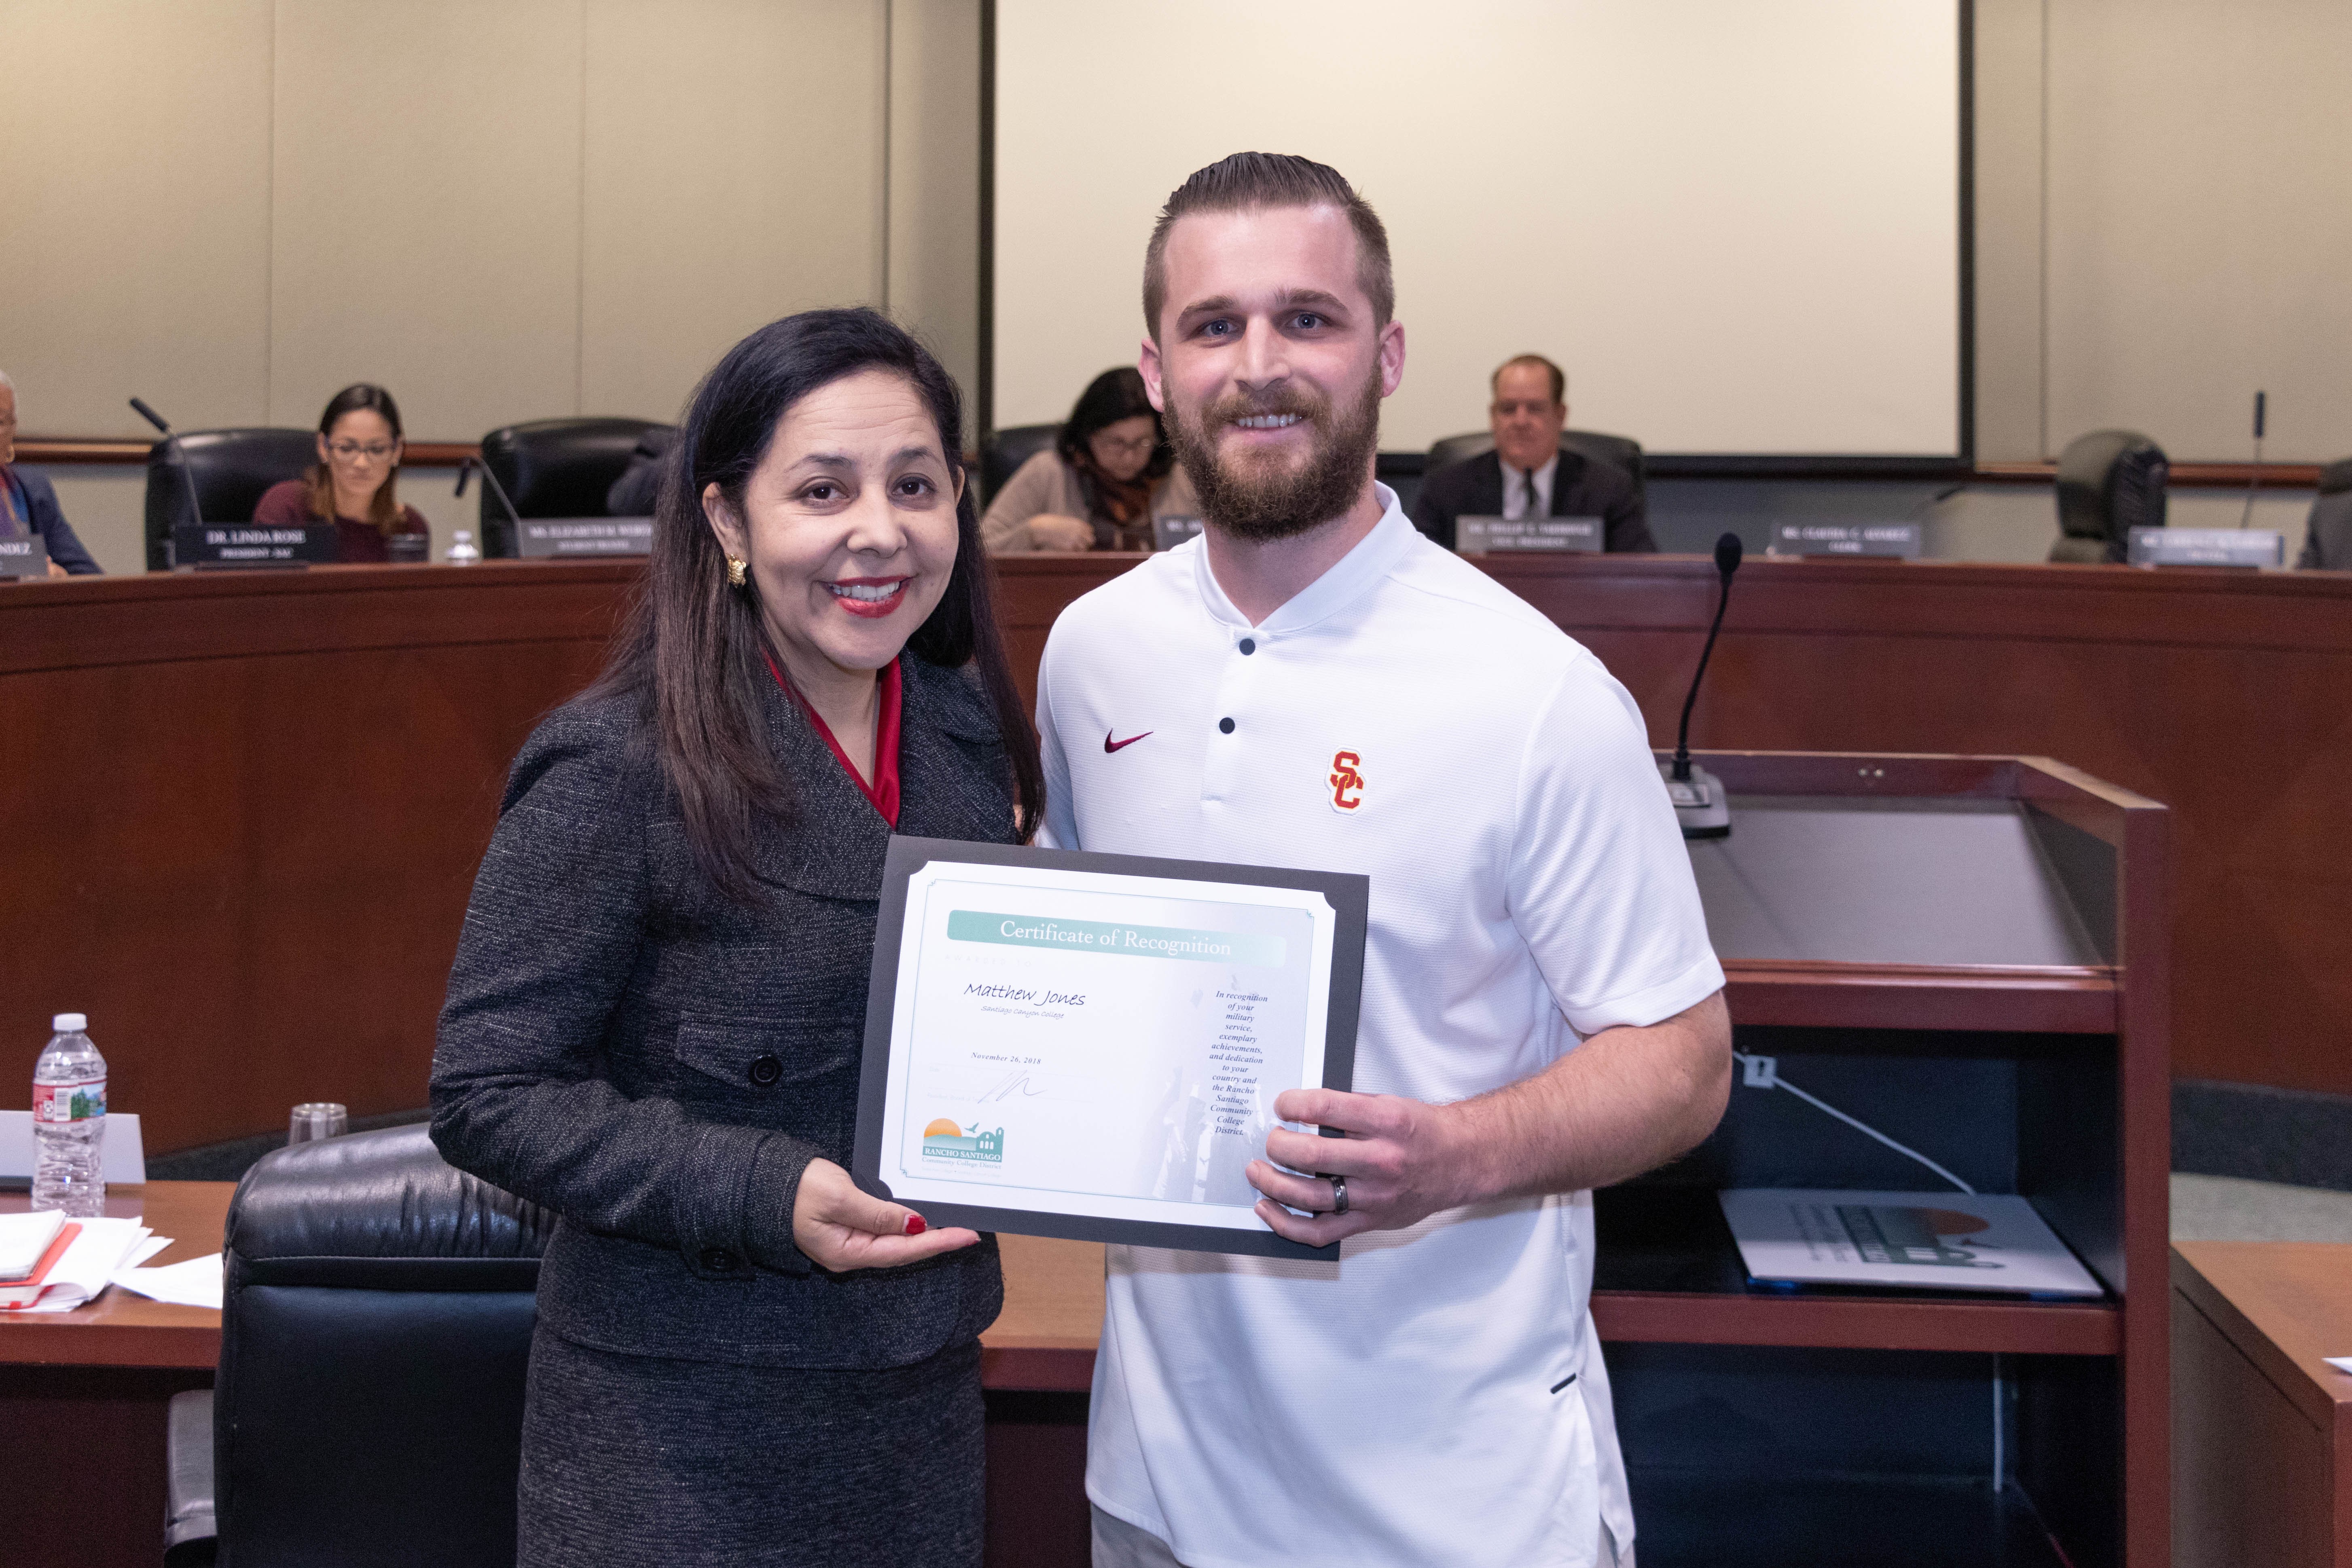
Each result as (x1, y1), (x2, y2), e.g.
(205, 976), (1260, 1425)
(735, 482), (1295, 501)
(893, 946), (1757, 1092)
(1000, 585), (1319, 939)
(0, 1216), (168, 1312)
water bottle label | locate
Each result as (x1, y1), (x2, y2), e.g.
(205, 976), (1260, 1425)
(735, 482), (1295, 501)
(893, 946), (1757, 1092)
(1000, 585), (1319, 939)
(32, 1080), (105, 1124)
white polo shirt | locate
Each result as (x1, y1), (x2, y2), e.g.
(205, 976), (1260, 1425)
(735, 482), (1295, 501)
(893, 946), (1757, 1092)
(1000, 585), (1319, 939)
(1034, 489), (1723, 1568)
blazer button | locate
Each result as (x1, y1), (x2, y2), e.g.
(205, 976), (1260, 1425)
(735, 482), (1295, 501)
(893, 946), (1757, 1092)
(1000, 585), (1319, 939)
(749, 1054), (783, 1087)
(701, 1248), (738, 1273)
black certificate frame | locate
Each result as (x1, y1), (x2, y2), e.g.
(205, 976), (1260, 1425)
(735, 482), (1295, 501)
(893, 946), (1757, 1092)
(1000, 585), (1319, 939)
(854, 835), (1368, 1261)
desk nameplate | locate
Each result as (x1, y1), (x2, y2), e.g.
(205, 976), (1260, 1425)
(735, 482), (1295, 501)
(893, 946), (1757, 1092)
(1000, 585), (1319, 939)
(173, 523), (338, 569)
(0, 537), (50, 580)
(1153, 515), (1203, 552)
(1768, 523), (1922, 559)
(1458, 515), (1601, 554)
(2129, 527), (2283, 569)
(514, 517), (652, 558)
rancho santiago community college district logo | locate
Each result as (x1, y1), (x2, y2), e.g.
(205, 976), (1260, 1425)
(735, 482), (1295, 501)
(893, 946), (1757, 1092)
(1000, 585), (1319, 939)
(921, 1119), (1004, 1164)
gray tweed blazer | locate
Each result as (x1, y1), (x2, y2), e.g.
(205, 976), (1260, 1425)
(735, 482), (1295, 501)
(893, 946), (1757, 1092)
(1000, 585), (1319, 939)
(430, 656), (1013, 1369)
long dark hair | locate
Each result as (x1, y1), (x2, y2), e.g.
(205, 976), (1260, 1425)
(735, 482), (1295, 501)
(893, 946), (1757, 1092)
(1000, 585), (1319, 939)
(591, 308), (1042, 902)
(1054, 366), (1172, 482)
(304, 383), (404, 533)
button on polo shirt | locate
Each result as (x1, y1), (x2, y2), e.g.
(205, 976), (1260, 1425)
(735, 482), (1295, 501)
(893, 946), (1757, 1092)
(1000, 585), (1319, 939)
(1035, 489), (1723, 1568)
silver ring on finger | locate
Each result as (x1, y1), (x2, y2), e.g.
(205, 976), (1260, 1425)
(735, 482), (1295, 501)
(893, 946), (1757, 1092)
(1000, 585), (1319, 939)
(1327, 1174), (1349, 1215)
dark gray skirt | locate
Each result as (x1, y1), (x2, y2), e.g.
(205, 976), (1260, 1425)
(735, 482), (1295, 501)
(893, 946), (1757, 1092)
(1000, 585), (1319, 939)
(517, 1325), (985, 1567)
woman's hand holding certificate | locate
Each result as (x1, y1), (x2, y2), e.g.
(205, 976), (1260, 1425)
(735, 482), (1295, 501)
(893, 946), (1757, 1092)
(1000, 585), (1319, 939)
(790, 1157), (980, 1272)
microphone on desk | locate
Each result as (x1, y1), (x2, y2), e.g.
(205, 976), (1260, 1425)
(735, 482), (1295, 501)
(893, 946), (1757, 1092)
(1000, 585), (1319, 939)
(2238, 390), (2267, 529)
(1660, 532), (1742, 839)
(454, 457), (524, 556)
(129, 397), (207, 545)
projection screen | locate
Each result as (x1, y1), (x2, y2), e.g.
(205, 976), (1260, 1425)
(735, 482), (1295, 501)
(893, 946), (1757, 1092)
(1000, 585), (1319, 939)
(990, 0), (1962, 459)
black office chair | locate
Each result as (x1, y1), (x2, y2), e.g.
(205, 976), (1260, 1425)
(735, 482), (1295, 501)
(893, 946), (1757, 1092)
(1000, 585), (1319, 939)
(1423, 429), (1647, 495)
(981, 423), (1062, 508)
(603, 425), (677, 518)
(476, 417), (669, 558)
(2050, 430), (2168, 565)
(142, 429), (319, 572)
(165, 1123), (552, 1567)
(2296, 457), (2352, 571)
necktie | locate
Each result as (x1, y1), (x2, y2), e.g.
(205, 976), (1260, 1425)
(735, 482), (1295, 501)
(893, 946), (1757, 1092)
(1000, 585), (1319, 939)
(1520, 469), (1538, 518)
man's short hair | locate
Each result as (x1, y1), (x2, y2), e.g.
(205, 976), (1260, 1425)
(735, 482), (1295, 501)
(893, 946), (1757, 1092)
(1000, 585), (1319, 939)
(1143, 152), (1393, 342)
(1491, 354), (1566, 406)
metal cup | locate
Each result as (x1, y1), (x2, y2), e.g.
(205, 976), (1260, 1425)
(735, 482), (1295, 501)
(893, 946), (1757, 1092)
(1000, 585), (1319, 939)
(288, 1102), (349, 1145)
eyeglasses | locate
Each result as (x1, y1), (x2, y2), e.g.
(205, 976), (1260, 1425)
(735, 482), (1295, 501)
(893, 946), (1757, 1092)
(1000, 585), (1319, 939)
(1092, 432), (1158, 458)
(328, 440), (396, 461)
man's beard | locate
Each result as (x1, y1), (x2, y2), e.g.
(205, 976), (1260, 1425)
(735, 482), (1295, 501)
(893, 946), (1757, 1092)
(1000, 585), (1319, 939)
(1165, 369), (1382, 542)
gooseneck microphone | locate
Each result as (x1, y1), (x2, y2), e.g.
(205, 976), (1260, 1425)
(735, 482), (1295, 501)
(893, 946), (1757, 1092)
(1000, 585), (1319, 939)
(455, 456), (525, 556)
(2238, 390), (2267, 529)
(129, 396), (207, 541)
(1671, 531), (1743, 780)
(1662, 532), (1742, 839)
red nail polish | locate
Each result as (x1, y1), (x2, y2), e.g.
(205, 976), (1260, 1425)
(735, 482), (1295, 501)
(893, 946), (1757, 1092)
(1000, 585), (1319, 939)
(904, 1214), (927, 1236)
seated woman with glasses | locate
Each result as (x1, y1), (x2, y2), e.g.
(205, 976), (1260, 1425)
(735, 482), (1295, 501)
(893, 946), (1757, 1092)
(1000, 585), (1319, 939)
(254, 383), (430, 562)
(982, 366), (1197, 552)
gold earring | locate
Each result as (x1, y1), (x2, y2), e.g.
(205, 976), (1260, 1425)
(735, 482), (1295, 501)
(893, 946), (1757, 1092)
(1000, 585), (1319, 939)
(726, 557), (747, 588)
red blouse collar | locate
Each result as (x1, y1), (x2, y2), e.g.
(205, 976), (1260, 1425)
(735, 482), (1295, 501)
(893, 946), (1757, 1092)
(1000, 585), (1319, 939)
(764, 654), (902, 828)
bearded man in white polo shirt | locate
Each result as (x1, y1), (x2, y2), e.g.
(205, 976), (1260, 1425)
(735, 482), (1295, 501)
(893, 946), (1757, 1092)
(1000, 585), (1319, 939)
(1033, 152), (1731, 1568)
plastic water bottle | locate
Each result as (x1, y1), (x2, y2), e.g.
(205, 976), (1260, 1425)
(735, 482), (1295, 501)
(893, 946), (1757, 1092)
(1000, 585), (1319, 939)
(447, 529), (481, 565)
(32, 1013), (107, 1217)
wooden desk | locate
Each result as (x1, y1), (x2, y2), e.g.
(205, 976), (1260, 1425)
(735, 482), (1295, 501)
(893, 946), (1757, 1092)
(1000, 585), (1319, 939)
(0, 1183), (231, 1568)
(0, 1183), (229, 1368)
(2172, 1242), (2352, 1567)
(0, 555), (2338, 1163)
(0, 1182), (1096, 1568)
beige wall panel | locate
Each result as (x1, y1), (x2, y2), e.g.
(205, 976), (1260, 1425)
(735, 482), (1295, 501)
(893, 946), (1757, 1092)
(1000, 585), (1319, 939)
(26, 466), (149, 578)
(578, 0), (888, 425)
(2045, 0), (2352, 463)
(887, 0), (983, 432)
(994, 0), (1962, 455)
(0, 0), (272, 437)
(270, 0), (584, 442)
(1970, 0), (2046, 462)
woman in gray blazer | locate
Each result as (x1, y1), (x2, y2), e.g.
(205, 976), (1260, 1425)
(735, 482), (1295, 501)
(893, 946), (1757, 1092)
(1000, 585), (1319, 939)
(432, 309), (1044, 1567)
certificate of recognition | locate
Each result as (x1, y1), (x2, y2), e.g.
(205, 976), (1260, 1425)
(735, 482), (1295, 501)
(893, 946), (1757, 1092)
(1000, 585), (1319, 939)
(854, 837), (1368, 1260)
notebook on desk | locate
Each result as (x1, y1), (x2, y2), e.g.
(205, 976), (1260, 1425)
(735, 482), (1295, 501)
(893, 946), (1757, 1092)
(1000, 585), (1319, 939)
(1719, 1187), (2103, 1296)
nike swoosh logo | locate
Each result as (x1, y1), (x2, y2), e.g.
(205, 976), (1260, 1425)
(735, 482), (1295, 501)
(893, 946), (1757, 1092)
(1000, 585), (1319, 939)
(1104, 730), (1153, 753)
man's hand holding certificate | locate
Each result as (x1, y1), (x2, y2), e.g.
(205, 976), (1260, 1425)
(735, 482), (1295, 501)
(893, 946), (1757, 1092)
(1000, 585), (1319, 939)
(855, 837), (1368, 1259)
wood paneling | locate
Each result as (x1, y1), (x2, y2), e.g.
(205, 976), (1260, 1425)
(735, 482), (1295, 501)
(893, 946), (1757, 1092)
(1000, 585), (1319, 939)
(2, 551), (2328, 1157)
(1000, 551), (2352, 1097)
(0, 564), (631, 1154)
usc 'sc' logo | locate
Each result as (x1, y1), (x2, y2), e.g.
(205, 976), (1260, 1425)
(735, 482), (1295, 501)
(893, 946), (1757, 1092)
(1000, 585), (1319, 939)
(1329, 750), (1365, 813)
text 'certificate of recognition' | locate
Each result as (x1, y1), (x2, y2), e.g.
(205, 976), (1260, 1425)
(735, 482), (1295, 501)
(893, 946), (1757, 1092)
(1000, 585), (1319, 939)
(854, 837), (1368, 1260)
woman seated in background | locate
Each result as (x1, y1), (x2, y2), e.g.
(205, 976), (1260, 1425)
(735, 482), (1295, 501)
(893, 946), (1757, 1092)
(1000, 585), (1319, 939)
(981, 366), (1197, 552)
(254, 383), (430, 562)
(0, 370), (101, 575)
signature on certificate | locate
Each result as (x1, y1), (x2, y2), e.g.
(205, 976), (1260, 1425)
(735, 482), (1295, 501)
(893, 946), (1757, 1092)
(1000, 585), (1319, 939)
(980, 1069), (1051, 1102)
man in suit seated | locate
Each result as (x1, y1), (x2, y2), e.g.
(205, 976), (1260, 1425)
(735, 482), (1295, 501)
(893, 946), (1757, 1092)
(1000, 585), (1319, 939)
(1412, 353), (1653, 553)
